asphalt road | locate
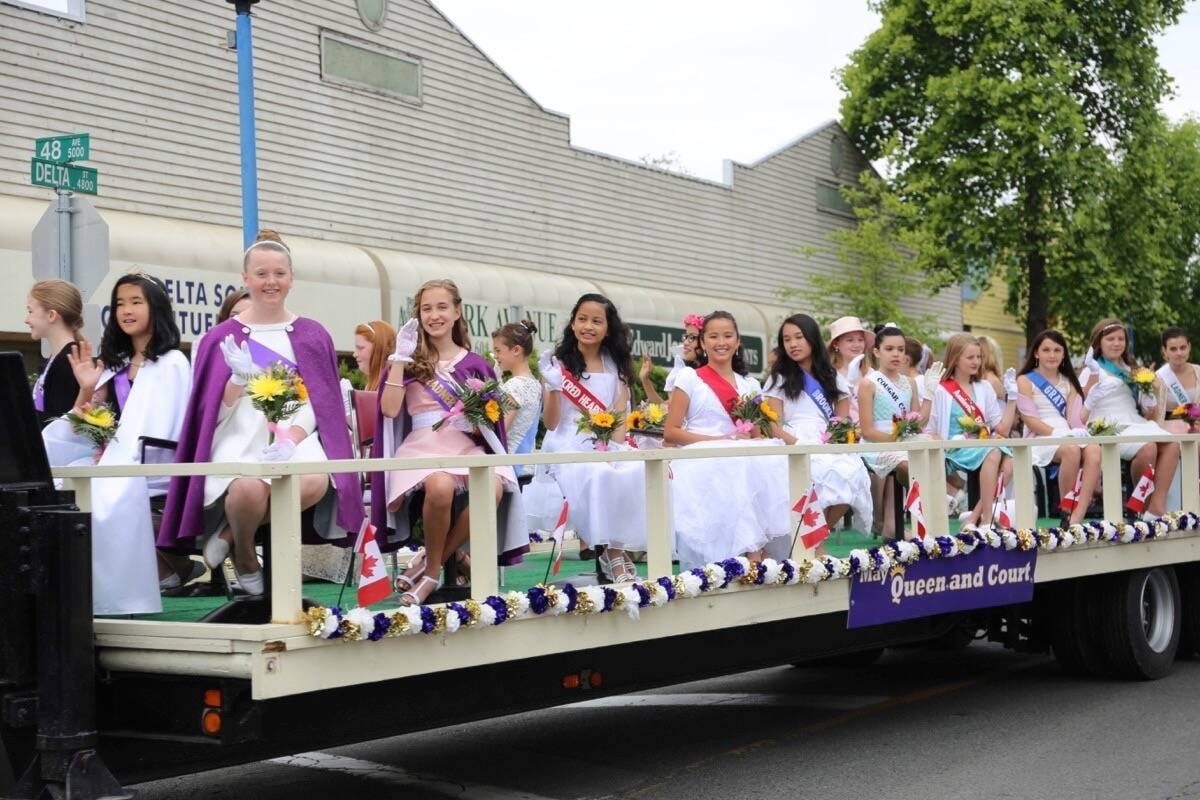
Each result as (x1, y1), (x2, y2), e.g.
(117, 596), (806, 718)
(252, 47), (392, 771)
(131, 643), (1200, 800)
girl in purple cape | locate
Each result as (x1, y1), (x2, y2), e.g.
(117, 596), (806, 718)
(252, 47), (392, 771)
(372, 279), (526, 606)
(157, 230), (363, 596)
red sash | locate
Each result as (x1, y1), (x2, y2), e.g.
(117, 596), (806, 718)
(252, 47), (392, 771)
(942, 379), (985, 424)
(696, 365), (739, 417)
(560, 368), (609, 417)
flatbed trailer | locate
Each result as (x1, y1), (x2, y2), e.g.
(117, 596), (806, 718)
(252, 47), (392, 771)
(2, 352), (1199, 796)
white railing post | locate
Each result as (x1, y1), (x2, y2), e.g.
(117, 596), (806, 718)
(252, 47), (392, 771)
(1011, 442), (1036, 529)
(644, 458), (673, 579)
(64, 476), (92, 513)
(923, 445), (949, 536)
(1101, 442), (1123, 522)
(788, 453), (813, 557)
(1181, 439), (1200, 516)
(468, 465), (499, 599)
(270, 474), (303, 624)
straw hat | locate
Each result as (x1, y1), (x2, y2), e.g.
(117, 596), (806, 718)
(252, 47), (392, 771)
(828, 316), (875, 348)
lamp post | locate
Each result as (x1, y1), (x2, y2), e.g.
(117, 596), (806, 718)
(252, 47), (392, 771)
(227, 0), (261, 248)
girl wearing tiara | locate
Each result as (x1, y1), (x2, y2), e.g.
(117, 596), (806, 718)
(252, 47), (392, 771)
(665, 311), (789, 568)
(764, 314), (873, 528)
(640, 313), (703, 404)
(927, 333), (1018, 529)
(492, 319), (542, 462)
(540, 294), (645, 583)
(1079, 318), (1179, 520)
(159, 231), (363, 597)
(373, 280), (527, 605)
(1016, 329), (1100, 526)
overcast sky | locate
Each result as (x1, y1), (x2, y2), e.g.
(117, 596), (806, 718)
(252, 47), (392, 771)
(432, 0), (1200, 182)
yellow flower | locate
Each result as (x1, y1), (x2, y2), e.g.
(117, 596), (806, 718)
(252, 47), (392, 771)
(294, 375), (309, 403)
(760, 401), (779, 421)
(1132, 367), (1156, 385)
(644, 403), (666, 424)
(627, 409), (645, 430)
(846, 430), (857, 445)
(957, 414), (976, 428)
(247, 374), (287, 401)
(592, 411), (616, 429)
(80, 405), (115, 429)
(979, 428), (990, 439)
(484, 398), (501, 424)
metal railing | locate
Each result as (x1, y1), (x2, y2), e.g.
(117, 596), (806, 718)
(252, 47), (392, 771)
(54, 432), (1200, 629)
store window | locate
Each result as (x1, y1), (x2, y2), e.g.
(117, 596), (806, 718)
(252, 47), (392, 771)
(320, 31), (420, 102)
(3, 0), (85, 21)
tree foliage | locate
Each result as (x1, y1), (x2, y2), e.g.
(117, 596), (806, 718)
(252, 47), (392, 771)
(839, 0), (1189, 352)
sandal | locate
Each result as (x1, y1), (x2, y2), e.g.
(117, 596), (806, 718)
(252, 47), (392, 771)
(453, 549), (471, 588)
(399, 574), (441, 607)
(394, 548), (427, 594)
(599, 551), (637, 584)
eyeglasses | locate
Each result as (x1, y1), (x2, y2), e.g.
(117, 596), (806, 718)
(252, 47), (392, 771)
(683, 334), (699, 343)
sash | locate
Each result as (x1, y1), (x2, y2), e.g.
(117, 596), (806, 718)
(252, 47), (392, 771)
(696, 365), (740, 417)
(802, 369), (835, 421)
(1097, 358), (1136, 397)
(246, 336), (298, 370)
(112, 367), (133, 413)
(560, 368), (610, 417)
(942, 379), (985, 431)
(872, 372), (908, 415)
(1026, 371), (1067, 419)
(1158, 365), (1192, 407)
(417, 372), (462, 413)
(31, 357), (51, 412)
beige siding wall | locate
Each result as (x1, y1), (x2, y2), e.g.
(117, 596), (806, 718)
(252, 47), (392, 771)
(0, 0), (961, 331)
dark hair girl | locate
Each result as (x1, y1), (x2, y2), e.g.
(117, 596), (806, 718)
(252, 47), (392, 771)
(766, 313), (843, 404)
(553, 293), (635, 388)
(1018, 329), (1084, 397)
(696, 311), (748, 375)
(99, 273), (181, 370)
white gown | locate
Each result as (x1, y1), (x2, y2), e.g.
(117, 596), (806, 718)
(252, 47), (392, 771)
(42, 350), (192, 615)
(1079, 367), (1168, 460)
(762, 377), (873, 528)
(669, 368), (789, 569)
(1023, 375), (1083, 467)
(540, 358), (646, 550)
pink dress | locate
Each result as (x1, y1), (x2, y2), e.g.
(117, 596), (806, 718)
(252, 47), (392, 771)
(386, 354), (517, 510)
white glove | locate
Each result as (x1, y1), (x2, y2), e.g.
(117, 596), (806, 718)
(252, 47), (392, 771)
(1084, 378), (1116, 411)
(1068, 428), (1090, 438)
(1083, 347), (1100, 375)
(390, 318), (420, 363)
(846, 353), (865, 385)
(670, 343), (685, 369)
(261, 438), (296, 462)
(922, 361), (946, 399)
(220, 335), (258, 386)
(1139, 392), (1158, 412)
(1002, 367), (1018, 399)
(539, 351), (563, 391)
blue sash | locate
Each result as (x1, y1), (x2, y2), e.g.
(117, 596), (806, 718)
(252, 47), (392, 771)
(1026, 371), (1067, 419)
(1098, 358), (1136, 397)
(802, 369), (835, 421)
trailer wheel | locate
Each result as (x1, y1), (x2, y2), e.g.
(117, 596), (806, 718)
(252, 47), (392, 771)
(1098, 568), (1181, 680)
(1174, 565), (1200, 659)
(0, 736), (13, 794)
(1050, 578), (1108, 676)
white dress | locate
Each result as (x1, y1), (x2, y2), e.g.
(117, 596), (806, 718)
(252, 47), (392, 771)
(501, 375), (542, 454)
(670, 368), (789, 569)
(1023, 375), (1083, 467)
(1079, 367), (1168, 460)
(541, 358), (646, 550)
(762, 377), (873, 527)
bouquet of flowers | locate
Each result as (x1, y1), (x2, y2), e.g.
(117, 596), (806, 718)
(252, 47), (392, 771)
(1129, 367), (1157, 398)
(433, 376), (509, 435)
(891, 411), (922, 441)
(577, 409), (624, 451)
(67, 402), (118, 459)
(731, 393), (779, 437)
(956, 414), (990, 439)
(821, 415), (859, 444)
(1087, 417), (1126, 437)
(246, 363), (308, 442)
(627, 402), (667, 436)
(1168, 403), (1200, 428)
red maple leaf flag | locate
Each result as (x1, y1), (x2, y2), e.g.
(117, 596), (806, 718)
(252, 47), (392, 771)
(550, 500), (569, 576)
(1126, 465), (1156, 514)
(354, 520), (391, 607)
(904, 479), (926, 540)
(1060, 469), (1083, 514)
(795, 486), (829, 549)
(993, 472), (1012, 528)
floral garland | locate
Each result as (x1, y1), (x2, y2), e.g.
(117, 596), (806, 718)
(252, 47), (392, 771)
(306, 513), (1200, 643)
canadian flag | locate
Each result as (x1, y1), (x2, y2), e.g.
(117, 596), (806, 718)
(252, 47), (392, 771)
(549, 500), (569, 576)
(993, 473), (1012, 528)
(904, 480), (927, 540)
(1060, 469), (1083, 514)
(792, 487), (829, 549)
(1126, 465), (1156, 513)
(354, 520), (391, 607)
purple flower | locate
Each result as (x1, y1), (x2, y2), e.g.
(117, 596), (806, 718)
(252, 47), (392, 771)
(484, 595), (508, 625)
(781, 561), (796, 583)
(419, 606), (437, 634)
(528, 586), (549, 614)
(601, 587), (617, 612)
(368, 612), (389, 641)
(689, 567), (710, 592)
(656, 576), (676, 601)
(465, 377), (486, 391)
(719, 557), (745, 587)
(562, 583), (579, 612)
(327, 607), (345, 639)
(448, 602), (471, 626)
(633, 583), (651, 607)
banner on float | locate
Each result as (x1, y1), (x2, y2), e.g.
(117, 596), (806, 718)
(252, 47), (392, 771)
(847, 546), (1036, 629)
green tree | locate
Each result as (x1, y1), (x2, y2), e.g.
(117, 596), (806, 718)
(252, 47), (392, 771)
(839, 0), (1188, 347)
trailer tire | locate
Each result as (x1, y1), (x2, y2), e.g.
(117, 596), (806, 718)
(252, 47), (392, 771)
(1098, 568), (1181, 680)
(1174, 565), (1200, 659)
(0, 736), (13, 794)
(1050, 578), (1108, 677)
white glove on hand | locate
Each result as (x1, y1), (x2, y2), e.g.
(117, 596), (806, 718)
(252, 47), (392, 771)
(539, 351), (563, 391)
(390, 318), (420, 364)
(845, 353), (865, 385)
(1083, 347), (1100, 375)
(220, 335), (258, 386)
(670, 343), (685, 369)
(1139, 392), (1158, 412)
(261, 438), (296, 462)
(1068, 427), (1090, 438)
(922, 361), (946, 399)
(1002, 367), (1018, 399)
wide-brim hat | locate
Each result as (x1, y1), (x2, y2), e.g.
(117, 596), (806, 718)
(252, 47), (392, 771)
(828, 316), (875, 348)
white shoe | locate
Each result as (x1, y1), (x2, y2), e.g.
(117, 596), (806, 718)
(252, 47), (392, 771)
(159, 560), (205, 590)
(235, 567), (265, 596)
(203, 534), (231, 569)
(1141, 512), (1160, 524)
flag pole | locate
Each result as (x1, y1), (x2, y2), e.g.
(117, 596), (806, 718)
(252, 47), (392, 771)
(543, 538), (557, 584)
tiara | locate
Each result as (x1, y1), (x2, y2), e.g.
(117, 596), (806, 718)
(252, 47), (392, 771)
(244, 239), (292, 257)
(1099, 322), (1124, 335)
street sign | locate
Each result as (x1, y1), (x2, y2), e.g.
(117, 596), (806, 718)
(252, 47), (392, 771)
(30, 159), (98, 195)
(34, 133), (90, 164)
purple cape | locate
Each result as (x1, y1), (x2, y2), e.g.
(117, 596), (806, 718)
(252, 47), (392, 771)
(369, 353), (524, 565)
(157, 317), (364, 547)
